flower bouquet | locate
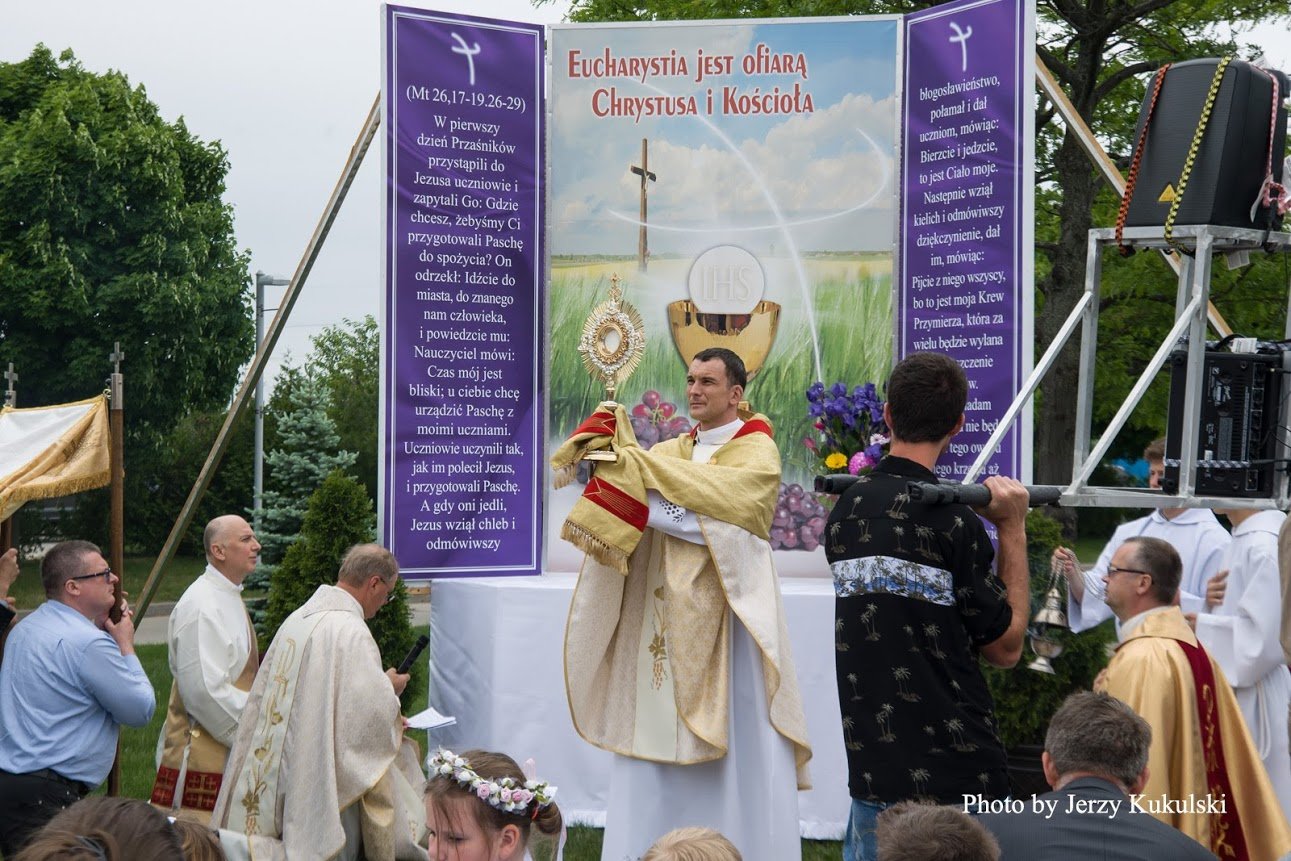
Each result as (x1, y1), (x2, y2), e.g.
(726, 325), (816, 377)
(805, 381), (889, 476)
(769, 382), (890, 552)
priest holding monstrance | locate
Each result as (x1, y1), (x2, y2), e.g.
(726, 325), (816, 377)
(552, 282), (810, 861)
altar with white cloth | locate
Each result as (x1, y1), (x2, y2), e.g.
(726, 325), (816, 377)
(426, 572), (848, 839)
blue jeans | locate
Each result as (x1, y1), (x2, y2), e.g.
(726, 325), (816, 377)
(843, 798), (888, 861)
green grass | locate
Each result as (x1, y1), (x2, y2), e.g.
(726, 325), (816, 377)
(548, 255), (894, 485)
(115, 643), (171, 798)
(9, 555), (208, 610)
(1072, 535), (1107, 565)
(118, 645), (843, 859)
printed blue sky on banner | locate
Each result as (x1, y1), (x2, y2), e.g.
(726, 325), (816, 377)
(550, 18), (900, 256)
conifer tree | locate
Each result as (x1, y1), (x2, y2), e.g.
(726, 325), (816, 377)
(247, 373), (357, 593)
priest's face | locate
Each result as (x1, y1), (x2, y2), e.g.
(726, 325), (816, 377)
(1103, 545), (1149, 619)
(426, 795), (522, 861)
(686, 357), (743, 431)
(209, 515), (261, 584)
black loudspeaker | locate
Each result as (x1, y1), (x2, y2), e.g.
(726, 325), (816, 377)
(1163, 344), (1291, 498)
(1125, 58), (1288, 232)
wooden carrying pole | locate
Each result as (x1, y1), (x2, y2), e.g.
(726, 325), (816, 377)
(134, 95), (382, 620)
(107, 344), (125, 796)
(1, 364), (16, 553)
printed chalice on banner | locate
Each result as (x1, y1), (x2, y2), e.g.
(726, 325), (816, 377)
(577, 274), (646, 463)
(667, 245), (780, 388)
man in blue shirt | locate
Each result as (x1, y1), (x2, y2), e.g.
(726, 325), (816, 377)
(0, 540), (155, 855)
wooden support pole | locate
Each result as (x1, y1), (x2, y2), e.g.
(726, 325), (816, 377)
(135, 95), (382, 620)
(107, 343), (125, 797)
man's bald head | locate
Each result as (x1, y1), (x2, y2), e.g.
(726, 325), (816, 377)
(203, 515), (261, 584)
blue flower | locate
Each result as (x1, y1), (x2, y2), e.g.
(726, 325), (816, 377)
(807, 381), (825, 402)
(808, 402), (824, 417)
(830, 382), (848, 399)
(865, 442), (883, 460)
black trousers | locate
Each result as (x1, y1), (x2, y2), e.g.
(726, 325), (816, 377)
(0, 769), (86, 858)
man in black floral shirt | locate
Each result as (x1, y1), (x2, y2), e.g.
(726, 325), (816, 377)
(825, 352), (1030, 861)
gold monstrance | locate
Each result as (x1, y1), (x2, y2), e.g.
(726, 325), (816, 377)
(577, 274), (646, 462)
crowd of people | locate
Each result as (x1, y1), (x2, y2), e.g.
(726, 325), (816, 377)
(2, 347), (1291, 860)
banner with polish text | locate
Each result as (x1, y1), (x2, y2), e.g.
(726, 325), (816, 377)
(381, 7), (545, 576)
(900, 0), (1035, 484)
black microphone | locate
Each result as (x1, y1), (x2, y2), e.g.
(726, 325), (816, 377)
(396, 634), (430, 674)
(906, 481), (1063, 507)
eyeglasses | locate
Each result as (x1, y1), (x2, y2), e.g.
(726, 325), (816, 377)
(379, 578), (399, 604)
(1106, 565), (1150, 579)
(69, 568), (113, 583)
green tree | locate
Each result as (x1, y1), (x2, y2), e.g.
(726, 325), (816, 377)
(251, 374), (357, 592)
(263, 316), (379, 504)
(556, 0), (1290, 478)
(130, 407), (255, 555)
(0, 45), (253, 538)
(307, 316), (379, 501)
(262, 471), (424, 709)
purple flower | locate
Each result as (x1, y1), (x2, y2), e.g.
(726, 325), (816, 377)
(808, 401), (824, 417)
(807, 381), (825, 402)
(830, 382), (848, 398)
(865, 442), (883, 460)
(849, 451), (874, 475)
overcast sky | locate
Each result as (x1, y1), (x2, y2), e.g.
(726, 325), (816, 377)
(0, 3), (1286, 393)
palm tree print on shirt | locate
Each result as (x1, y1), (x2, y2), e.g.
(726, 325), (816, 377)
(842, 715), (862, 751)
(861, 603), (881, 641)
(893, 666), (919, 702)
(875, 703), (896, 742)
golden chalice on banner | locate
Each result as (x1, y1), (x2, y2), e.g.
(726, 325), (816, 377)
(667, 245), (780, 384)
(577, 274), (646, 462)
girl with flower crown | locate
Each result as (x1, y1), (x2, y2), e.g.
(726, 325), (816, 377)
(424, 748), (562, 861)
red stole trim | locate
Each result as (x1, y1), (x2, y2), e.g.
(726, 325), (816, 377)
(584, 476), (648, 531)
(733, 418), (773, 440)
(688, 418), (774, 441)
(1175, 637), (1250, 859)
(569, 409), (616, 440)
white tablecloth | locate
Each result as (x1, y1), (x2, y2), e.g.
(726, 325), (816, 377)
(427, 572), (847, 839)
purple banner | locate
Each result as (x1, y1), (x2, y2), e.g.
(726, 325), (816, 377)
(899, 0), (1034, 482)
(381, 6), (544, 576)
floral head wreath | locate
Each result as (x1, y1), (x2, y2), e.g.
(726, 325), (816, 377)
(428, 748), (558, 819)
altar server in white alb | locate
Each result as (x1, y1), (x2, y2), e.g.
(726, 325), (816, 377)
(150, 515), (260, 822)
(1054, 438), (1230, 632)
(1188, 506), (1291, 822)
(553, 347), (811, 861)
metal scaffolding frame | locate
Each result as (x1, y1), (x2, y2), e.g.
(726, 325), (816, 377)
(965, 223), (1291, 510)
